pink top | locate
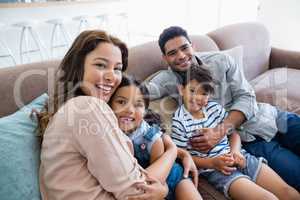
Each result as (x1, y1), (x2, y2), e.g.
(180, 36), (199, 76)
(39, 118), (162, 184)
(40, 96), (146, 200)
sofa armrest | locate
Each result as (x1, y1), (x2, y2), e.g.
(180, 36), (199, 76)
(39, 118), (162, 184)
(270, 47), (300, 70)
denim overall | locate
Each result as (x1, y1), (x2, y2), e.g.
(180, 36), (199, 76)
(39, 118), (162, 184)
(130, 121), (184, 200)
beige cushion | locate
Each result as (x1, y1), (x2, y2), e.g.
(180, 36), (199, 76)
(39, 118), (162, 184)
(251, 67), (300, 114)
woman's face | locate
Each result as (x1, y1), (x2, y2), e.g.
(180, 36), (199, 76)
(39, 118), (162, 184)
(81, 42), (123, 102)
(110, 85), (146, 134)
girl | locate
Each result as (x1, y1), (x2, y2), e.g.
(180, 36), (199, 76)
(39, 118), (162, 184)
(110, 75), (202, 200)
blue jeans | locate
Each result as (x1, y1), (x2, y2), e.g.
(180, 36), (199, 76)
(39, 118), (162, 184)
(165, 162), (184, 200)
(243, 111), (300, 191)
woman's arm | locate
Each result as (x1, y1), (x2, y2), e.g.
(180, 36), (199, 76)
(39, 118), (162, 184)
(71, 97), (146, 199)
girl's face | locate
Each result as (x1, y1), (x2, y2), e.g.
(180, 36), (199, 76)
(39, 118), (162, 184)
(179, 79), (210, 115)
(81, 42), (123, 102)
(110, 85), (146, 134)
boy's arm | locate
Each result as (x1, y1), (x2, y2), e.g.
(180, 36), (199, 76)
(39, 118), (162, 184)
(229, 132), (241, 153)
(192, 155), (236, 175)
(229, 132), (246, 168)
(192, 156), (215, 169)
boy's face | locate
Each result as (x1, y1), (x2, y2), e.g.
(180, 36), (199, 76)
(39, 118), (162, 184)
(110, 85), (146, 134)
(163, 36), (194, 72)
(179, 79), (210, 115)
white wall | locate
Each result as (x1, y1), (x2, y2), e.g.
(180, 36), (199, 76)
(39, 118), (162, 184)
(0, 1), (128, 67)
(128, 0), (258, 44)
(258, 0), (300, 51)
(0, 0), (259, 67)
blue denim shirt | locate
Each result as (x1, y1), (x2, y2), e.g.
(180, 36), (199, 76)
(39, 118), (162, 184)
(128, 120), (162, 168)
(146, 51), (278, 142)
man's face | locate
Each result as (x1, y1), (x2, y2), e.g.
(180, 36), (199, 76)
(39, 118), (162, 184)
(163, 36), (194, 72)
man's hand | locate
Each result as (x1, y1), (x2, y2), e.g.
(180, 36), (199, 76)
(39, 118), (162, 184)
(189, 127), (224, 152)
(232, 151), (246, 169)
(178, 149), (198, 187)
(212, 153), (236, 175)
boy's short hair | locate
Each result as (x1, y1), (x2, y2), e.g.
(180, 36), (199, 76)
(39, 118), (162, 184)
(182, 64), (215, 95)
(158, 26), (191, 55)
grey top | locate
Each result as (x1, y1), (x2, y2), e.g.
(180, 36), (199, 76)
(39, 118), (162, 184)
(145, 51), (278, 142)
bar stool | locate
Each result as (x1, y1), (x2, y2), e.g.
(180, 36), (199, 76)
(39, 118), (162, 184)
(0, 23), (16, 66)
(46, 18), (71, 58)
(13, 20), (45, 64)
(73, 15), (91, 34)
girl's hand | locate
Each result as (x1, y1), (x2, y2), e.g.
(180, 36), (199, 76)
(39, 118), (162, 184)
(212, 153), (236, 175)
(180, 149), (199, 187)
(127, 174), (168, 200)
(232, 151), (246, 169)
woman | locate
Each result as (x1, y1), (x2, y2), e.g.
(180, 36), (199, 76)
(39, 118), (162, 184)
(38, 30), (198, 200)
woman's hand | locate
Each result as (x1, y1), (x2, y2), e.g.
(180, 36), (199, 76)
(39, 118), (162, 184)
(178, 148), (198, 187)
(212, 153), (236, 175)
(232, 151), (246, 169)
(127, 174), (168, 200)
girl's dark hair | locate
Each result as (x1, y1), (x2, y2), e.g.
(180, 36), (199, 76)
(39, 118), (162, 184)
(110, 75), (164, 130)
(182, 63), (215, 95)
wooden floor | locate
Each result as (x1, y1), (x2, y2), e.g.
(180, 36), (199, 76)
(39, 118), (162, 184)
(198, 178), (227, 200)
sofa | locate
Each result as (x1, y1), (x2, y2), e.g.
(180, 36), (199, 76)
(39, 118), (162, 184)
(1, 22), (300, 200)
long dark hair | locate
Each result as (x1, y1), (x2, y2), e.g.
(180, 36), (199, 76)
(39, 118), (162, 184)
(37, 30), (128, 136)
(110, 75), (164, 131)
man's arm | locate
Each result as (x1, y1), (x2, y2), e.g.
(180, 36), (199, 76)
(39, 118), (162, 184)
(224, 54), (257, 121)
(144, 70), (179, 101)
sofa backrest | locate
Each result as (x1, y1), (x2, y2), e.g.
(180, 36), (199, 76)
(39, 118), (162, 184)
(208, 22), (271, 80)
(0, 22), (272, 117)
(0, 61), (59, 117)
(127, 22), (272, 81)
(126, 35), (219, 81)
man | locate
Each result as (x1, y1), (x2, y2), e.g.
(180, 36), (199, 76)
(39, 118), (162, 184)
(145, 26), (300, 191)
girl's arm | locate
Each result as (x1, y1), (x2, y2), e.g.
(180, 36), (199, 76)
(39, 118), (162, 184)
(146, 135), (177, 183)
(150, 138), (165, 163)
(177, 148), (199, 186)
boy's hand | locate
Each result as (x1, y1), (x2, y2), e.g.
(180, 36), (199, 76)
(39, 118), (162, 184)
(232, 151), (246, 169)
(212, 153), (236, 175)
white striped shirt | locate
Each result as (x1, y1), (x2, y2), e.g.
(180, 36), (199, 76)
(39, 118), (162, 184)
(171, 101), (230, 160)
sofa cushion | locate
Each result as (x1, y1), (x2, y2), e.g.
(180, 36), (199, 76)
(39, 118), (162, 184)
(0, 93), (48, 200)
(208, 22), (271, 81)
(250, 68), (300, 114)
